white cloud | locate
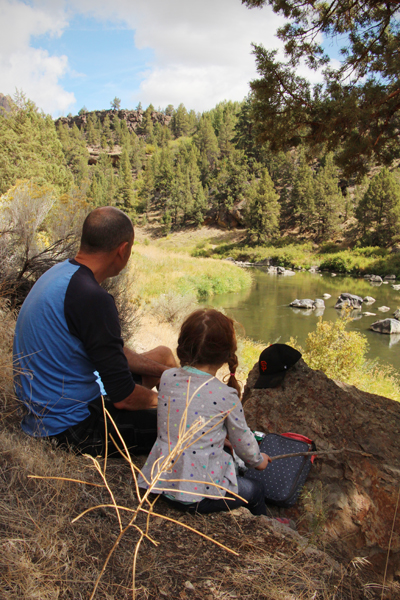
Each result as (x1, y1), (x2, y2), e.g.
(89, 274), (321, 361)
(0, 0), (74, 114)
(1, 0), (326, 115)
(71, 0), (286, 110)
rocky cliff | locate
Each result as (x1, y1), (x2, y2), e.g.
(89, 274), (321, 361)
(242, 359), (400, 581)
(55, 108), (171, 134)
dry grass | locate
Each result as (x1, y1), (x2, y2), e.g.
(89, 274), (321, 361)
(0, 287), (384, 600)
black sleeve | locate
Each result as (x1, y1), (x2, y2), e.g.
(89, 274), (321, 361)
(64, 265), (135, 403)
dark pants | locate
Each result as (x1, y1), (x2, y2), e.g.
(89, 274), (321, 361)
(163, 476), (267, 516)
(51, 396), (157, 457)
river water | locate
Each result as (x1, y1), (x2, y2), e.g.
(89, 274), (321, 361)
(209, 268), (400, 373)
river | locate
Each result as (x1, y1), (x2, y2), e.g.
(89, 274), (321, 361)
(209, 268), (400, 373)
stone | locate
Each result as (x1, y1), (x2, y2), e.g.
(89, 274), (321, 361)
(392, 285), (400, 291)
(370, 274), (383, 282)
(331, 273), (337, 277)
(377, 306), (390, 312)
(370, 318), (400, 334)
(362, 312), (376, 317)
(309, 266), (319, 273)
(363, 296), (375, 304)
(394, 309), (400, 320)
(334, 293), (363, 309)
(242, 360), (400, 577)
(322, 293), (331, 299)
(277, 266), (286, 274)
(384, 274), (396, 280)
(313, 299), (325, 308)
(290, 299), (315, 310)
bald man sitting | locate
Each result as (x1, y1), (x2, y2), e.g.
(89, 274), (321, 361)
(13, 207), (176, 457)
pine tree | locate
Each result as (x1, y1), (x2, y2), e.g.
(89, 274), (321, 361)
(171, 104), (190, 138)
(194, 114), (220, 183)
(314, 153), (345, 238)
(291, 151), (315, 230)
(117, 146), (135, 209)
(246, 168), (280, 244)
(356, 168), (400, 245)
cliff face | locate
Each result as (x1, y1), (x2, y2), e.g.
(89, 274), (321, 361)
(55, 109), (171, 134)
(242, 359), (400, 580)
(0, 93), (13, 113)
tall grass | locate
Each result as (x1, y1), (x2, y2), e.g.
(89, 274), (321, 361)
(129, 244), (252, 304)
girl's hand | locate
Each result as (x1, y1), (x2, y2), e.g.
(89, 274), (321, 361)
(255, 452), (271, 471)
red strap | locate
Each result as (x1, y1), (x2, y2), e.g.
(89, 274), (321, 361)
(281, 432), (317, 463)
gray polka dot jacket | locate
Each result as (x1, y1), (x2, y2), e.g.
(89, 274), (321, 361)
(138, 367), (263, 503)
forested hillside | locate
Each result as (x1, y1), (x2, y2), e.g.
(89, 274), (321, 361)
(2, 91), (400, 256)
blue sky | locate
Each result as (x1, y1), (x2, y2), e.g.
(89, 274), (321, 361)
(0, 0), (334, 117)
(31, 15), (155, 113)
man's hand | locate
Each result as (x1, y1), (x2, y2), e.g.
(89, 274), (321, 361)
(255, 452), (271, 471)
(113, 384), (158, 411)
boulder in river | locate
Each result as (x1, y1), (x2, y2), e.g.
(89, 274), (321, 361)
(392, 284), (400, 291)
(362, 312), (376, 317)
(334, 293), (363, 309)
(290, 299), (325, 310)
(370, 318), (400, 334)
(370, 274), (383, 283)
(322, 293), (331, 299)
(363, 296), (375, 304)
(384, 274), (396, 280)
(378, 305), (390, 312)
(394, 309), (400, 320)
(242, 359), (400, 578)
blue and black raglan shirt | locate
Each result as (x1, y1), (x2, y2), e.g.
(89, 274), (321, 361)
(13, 259), (135, 437)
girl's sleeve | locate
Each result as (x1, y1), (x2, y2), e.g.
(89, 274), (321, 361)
(224, 391), (263, 468)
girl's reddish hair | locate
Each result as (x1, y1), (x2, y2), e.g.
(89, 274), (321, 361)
(177, 308), (241, 395)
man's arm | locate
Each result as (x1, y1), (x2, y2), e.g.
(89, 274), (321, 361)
(123, 346), (176, 378)
(113, 383), (158, 410)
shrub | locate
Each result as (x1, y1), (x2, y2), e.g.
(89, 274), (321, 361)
(150, 291), (197, 325)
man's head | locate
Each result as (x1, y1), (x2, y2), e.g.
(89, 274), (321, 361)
(80, 207), (134, 254)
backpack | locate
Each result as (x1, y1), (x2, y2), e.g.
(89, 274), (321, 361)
(244, 432), (317, 508)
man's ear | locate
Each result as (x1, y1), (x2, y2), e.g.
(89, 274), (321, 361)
(116, 241), (130, 259)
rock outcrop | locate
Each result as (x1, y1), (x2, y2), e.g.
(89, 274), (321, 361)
(370, 318), (400, 334)
(55, 108), (171, 135)
(242, 360), (400, 579)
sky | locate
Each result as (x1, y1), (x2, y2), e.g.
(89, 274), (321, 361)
(0, 0), (328, 118)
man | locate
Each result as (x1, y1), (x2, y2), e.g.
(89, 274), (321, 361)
(13, 206), (176, 456)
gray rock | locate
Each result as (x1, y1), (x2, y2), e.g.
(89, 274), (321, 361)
(323, 293), (331, 299)
(378, 306), (391, 312)
(309, 266), (319, 273)
(334, 293), (363, 309)
(313, 299), (325, 308)
(394, 309), (400, 320)
(384, 274), (396, 280)
(331, 273), (337, 277)
(363, 312), (376, 317)
(277, 266), (286, 274)
(370, 318), (400, 334)
(290, 298), (315, 309)
(370, 274), (383, 282)
(364, 274), (372, 279)
(363, 296), (375, 304)
(392, 284), (400, 290)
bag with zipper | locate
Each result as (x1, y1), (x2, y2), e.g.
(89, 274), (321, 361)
(244, 432), (317, 508)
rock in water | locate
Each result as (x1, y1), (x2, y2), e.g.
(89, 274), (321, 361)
(370, 318), (400, 334)
(290, 299), (315, 309)
(334, 293), (363, 309)
(242, 359), (400, 578)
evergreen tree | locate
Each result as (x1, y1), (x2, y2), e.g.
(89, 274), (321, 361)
(153, 146), (174, 209)
(291, 151), (315, 230)
(171, 103), (189, 138)
(356, 168), (400, 245)
(194, 114), (220, 183)
(117, 146), (135, 209)
(0, 96), (72, 195)
(111, 97), (121, 110)
(246, 169), (280, 244)
(314, 153), (345, 238)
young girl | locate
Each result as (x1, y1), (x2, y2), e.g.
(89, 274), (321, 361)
(139, 308), (270, 516)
